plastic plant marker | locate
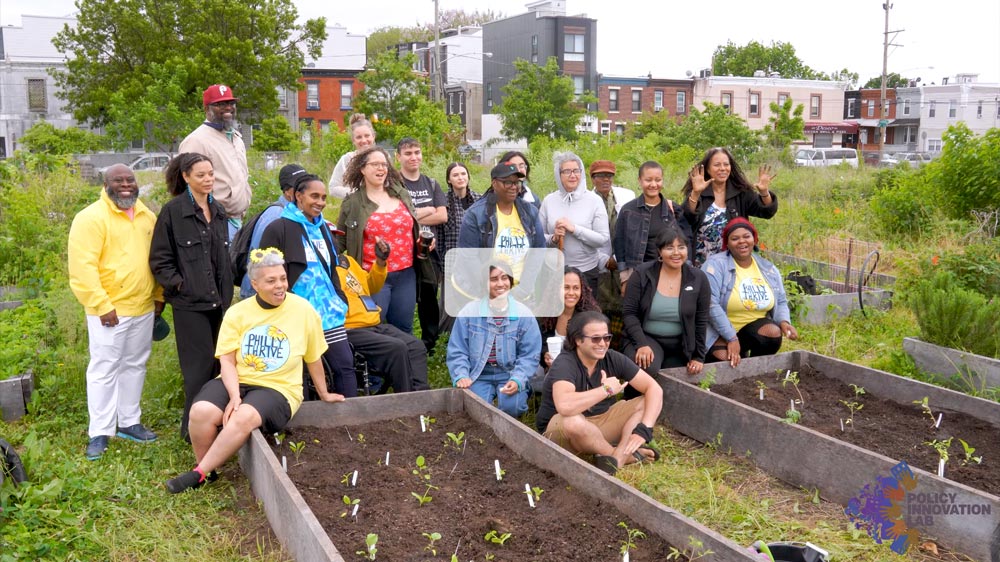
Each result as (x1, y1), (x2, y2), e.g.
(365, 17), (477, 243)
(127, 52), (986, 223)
(759, 388), (764, 400)
(282, 456), (287, 472)
(352, 502), (360, 517)
(790, 399), (795, 412)
(623, 552), (629, 562)
(840, 419), (844, 432)
(352, 470), (358, 486)
(935, 413), (943, 428)
(420, 415), (426, 432)
(938, 458), (946, 477)
(495, 459), (502, 481)
(525, 483), (535, 508)
(385, 452), (390, 466)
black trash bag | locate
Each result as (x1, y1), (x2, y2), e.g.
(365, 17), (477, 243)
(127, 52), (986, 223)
(750, 541), (830, 562)
(0, 438), (27, 485)
(786, 270), (819, 295)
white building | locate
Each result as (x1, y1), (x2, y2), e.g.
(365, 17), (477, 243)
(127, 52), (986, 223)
(910, 74), (1000, 152)
(0, 15), (78, 158)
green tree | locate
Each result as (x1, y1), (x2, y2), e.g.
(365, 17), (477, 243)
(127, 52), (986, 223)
(253, 116), (303, 153)
(18, 121), (107, 155)
(928, 123), (1000, 217)
(712, 41), (857, 84)
(51, 0), (326, 148)
(662, 103), (761, 161)
(497, 57), (594, 142)
(862, 73), (912, 89)
(624, 110), (676, 141)
(765, 98), (806, 149)
(354, 51), (463, 150)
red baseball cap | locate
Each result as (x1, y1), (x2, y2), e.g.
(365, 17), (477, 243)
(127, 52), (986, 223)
(203, 84), (238, 106)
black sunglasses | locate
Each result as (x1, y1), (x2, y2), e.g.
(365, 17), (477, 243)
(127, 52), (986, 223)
(583, 334), (613, 344)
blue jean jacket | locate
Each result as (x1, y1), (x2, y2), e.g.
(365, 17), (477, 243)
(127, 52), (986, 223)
(700, 251), (790, 345)
(446, 298), (542, 391)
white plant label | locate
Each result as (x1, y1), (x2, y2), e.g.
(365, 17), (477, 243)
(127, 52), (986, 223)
(935, 413), (943, 428)
(623, 552), (629, 562)
(385, 452), (390, 466)
(352, 502), (359, 517)
(351, 470), (358, 486)
(938, 458), (946, 478)
(420, 415), (426, 432)
(281, 456), (287, 472)
(790, 399), (795, 412)
(494, 459), (502, 481)
(759, 388), (764, 400)
(525, 483), (535, 508)
(840, 419), (845, 432)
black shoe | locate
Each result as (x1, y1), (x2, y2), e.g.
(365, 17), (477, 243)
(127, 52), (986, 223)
(165, 470), (204, 494)
(85, 436), (110, 461)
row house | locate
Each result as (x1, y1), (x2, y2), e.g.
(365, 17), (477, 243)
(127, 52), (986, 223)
(0, 15), (78, 158)
(595, 75), (693, 135)
(296, 25), (366, 132)
(692, 75), (856, 147)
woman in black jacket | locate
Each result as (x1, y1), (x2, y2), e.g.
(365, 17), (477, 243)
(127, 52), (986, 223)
(150, 152), (233, 440)
(622, 226), (710, 380)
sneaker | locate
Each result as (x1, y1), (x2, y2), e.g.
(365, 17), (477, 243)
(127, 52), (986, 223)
(117, 423), (157, 442)
(86, 436), (109, 460)
(165, 470), (204, 494)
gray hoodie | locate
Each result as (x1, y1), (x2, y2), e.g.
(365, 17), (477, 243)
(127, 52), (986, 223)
(538, 152), (610, 272)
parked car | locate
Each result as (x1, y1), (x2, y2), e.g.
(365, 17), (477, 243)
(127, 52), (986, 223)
(96, 153), (171, 181)
(878, 153), (899, 168)
(892, 152), (932, 168)
(794, 147), (859, 168)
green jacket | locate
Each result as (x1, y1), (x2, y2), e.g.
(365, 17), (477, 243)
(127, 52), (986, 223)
(334, 181), (436, 286)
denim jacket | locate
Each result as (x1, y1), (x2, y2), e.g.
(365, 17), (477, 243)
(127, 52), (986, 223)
(457, 192), (546, 250)
(613, 195), (693, 271)
(446, 298), (542, 390)
(701, 251), (790, 345)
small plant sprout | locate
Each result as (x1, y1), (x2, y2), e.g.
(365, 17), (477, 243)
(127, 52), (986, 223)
(340, 495), (360, 518)
(925, 437), (953, 477)
(755, 380), (767, 400)
(523, 483), (543, 508)
(781, 370), (805, 406)
(412, 455), (432, 482)
(446, 431), (465, 450)
(419, 415), (437, 432)
(783, 409), (802, 425)
(913, 396), (936, 427)
(273, 432), (285, 446)
(698, 368), (716, 391)
(340, 471), (352, 485)
(288, 441), (305, 464)
(666, 536), (714, 561)
(357, 433), (366, 444)
(411, 483), (439, 507)
(356, 533), (378, 560)
(958, 438), (983, 466)
(840, 399), (863, 429)
(849, 383), (866, 397)
(618, 522), (647, 562)
(484, 530), (512, 546)
(422, 532), (442, 555)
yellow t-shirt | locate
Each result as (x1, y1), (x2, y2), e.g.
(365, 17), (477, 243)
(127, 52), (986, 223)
(215, 293), (328, 415)
(726, 257), (775, 332)
(493, 205), (529, 280)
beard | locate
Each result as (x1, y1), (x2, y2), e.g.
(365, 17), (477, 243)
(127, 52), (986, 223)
(106, 186), (137, 210)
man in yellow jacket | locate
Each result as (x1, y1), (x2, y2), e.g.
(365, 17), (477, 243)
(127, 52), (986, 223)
(337, 237), (429, 392)
(68, 164), (164, 460)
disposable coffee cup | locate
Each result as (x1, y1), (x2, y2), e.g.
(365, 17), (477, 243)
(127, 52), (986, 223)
(547, 336), (564, 359)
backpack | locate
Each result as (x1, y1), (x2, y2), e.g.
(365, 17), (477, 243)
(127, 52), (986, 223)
(230, 203), (282, 286)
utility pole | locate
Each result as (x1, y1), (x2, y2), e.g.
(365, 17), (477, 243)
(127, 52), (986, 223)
(878, 2), (891, 164)
(433, 0), (441, 102)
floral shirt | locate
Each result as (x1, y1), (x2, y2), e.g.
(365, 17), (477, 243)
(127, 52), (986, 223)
(362, 204), (414, 272)
(695, 203), (727, 267)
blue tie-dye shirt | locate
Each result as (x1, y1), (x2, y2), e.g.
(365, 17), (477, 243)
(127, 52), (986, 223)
(280, 204), (348, 331)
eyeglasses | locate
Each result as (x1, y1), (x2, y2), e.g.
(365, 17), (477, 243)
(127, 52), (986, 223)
(495, 179), (520, 188)
(560, 168), (582, 176)
(210, 101), (236, 108)
(582, 334), (613, 344)
(366, 162), (389, 169)
(591, 173), (614, 179)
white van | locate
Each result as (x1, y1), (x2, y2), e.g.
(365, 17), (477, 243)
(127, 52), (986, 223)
(794, 147), (859, 168)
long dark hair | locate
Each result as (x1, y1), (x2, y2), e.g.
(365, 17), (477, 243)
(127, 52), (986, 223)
(539, 266), (601, 333)
(342, 146), (404, 191)
(445, 162), (471, 191)
(681, 147), (753, 197)
(164, 152), (213, 196)
(498, 150), (530, 179)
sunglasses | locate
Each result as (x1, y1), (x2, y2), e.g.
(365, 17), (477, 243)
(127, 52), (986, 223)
(582, 334), (613, 344)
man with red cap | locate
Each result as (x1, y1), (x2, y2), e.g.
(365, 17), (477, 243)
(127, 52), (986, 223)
(179, 84), (251, 240)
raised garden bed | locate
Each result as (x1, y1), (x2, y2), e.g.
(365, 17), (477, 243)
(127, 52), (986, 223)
(238, 389), (759, 562)
(795, 279), (892, 325)
(904, 337), (1000, 392)
(659, 352), (1000, 562)
(0, 370), (33, 421)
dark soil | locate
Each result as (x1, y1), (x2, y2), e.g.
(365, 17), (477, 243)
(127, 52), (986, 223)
(271, 413), (681, 562)
(712, 366), (1000, 496)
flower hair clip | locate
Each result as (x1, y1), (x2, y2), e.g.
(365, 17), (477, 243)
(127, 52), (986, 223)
(249, 247), (284, 263)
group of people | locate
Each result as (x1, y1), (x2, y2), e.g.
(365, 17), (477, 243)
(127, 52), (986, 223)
(67, 85), (800, 489)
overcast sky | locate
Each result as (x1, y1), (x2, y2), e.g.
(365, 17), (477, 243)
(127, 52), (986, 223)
(3, 0), (998, 85)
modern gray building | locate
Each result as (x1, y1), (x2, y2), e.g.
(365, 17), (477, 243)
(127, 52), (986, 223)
(481, 0), (597, 115)
(0, 15), (78, 158)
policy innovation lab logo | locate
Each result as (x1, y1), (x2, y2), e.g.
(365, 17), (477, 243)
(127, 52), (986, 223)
(846, 460), (993, 554)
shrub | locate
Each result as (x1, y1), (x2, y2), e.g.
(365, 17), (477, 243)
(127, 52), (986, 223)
(928, 123), (1000, 218)
(908, 270), (1000, 359)
(933, 241), (1000, 296)
(869, 167), (935, 237)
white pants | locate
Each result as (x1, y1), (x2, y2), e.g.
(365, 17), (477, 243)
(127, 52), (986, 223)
(85, 312), (154, 437)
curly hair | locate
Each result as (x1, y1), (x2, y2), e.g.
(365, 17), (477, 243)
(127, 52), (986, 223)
(342, 146), (404, 191)
(539, 266), (602, 333)
(681, 147), (754, 198)
(164, 152), (213, 196)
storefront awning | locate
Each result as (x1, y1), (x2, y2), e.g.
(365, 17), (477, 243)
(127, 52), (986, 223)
(804, 121), (859, 134)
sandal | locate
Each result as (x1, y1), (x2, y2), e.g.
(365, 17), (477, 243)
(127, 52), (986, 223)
(633, 444), (661, 463)
(593, 454), (619, 476)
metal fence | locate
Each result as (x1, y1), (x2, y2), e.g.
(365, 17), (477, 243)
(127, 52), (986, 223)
(765, 237), (896, 294)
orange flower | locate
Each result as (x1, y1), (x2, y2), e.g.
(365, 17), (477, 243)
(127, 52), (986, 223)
(759, 241), (768, 250)
(833, 208), (842, 215)
(931, 255), (940, 266)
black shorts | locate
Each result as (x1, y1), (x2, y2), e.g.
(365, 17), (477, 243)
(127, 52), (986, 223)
(193, 378), (292, 435)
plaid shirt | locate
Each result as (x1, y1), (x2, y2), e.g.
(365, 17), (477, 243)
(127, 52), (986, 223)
(435, 187), (480, 270)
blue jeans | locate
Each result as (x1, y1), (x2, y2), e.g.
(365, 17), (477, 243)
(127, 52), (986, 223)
(469, 363), (528, 418)
(373, 266), (416, 334)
